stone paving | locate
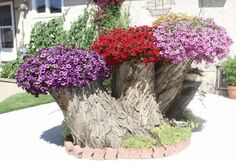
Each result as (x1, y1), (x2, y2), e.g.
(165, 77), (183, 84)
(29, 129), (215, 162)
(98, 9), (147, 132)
(0, 81), (24, 102)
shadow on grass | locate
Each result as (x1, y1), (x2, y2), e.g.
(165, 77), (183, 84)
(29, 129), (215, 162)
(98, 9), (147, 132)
(40, 125), (64, 146)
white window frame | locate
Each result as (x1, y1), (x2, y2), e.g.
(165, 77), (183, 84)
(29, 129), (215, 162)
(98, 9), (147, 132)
(32, 0), (64, 18)
(0, 1), (17, 61)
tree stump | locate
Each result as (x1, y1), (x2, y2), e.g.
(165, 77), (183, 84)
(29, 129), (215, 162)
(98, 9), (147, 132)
(51, 61), (193, 148)
(112, 63), (164, 129)
(50, 82), (142, 148)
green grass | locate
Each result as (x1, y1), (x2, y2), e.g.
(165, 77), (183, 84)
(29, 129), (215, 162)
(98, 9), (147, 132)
(0, 92), (54, 114)
(151, 124), (191, 146)
(121, 134), (157, 149)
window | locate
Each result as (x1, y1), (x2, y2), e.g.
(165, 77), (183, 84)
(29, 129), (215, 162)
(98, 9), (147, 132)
(0, 5), (12, 26)
(34, 0), (62, 14)
(49, 0), (62, 13)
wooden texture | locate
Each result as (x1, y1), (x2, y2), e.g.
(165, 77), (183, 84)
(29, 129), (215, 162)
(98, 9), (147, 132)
(51, 61), (193, 148)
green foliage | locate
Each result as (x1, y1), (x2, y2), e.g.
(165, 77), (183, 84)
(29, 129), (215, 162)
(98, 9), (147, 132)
(95, 5), (130, 34)
(121, 134), (157, 148)
(151, 124), (191, 145)
(182, 110), (200, 130)
(102, 6), (130, 30)
(0, 93), (54, 114)
(67, 8), (97, 50)
(221, 57), (236, 85)
(62, 120), (71, 139)
(28, 17), (67, 54)
(0, 58), (23, 79)
(102, 77), (112, 92)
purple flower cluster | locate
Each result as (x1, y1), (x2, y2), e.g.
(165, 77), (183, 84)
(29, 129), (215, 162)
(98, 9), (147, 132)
(154, 18), (233, 63)
(94, 0), (124, 8)
(16, 46), (110, 96)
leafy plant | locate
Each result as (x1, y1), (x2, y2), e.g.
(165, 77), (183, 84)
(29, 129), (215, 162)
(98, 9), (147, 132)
(221, 57), (236, 85)
(121, 134), (157, 148)
(0, 58), (23, 79)
(62, 120), (71, 139)
(182, 110), (200, 130)
(151, 124), (191, 145)
(67, 8), (97, 50)
(28, 17), (67, 54)
(94, 5), (130, 33)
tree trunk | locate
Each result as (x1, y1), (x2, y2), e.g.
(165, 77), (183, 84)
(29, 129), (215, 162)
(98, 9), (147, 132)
(154, 61), (193, 113)
(112, 63), (164, 129)
(51, 61), (193, 148)
(50, 82), (143, 148)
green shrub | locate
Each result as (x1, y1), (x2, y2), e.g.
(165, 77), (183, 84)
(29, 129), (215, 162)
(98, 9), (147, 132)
(62, 120), (71, 139)
(121, 134), (157, 148)
(101, 6), (130, 30)
(182, 110), (200, 130)
(67, 8), (97, 50)
(0, 58), (23, 79)
(95, 5), (130, 34)
(151, 124), (191, 145)
(28, 17), (67, 54)
(221, 57), (236, 85)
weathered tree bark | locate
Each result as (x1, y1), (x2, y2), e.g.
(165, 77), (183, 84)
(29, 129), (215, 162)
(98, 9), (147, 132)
(51, 60), (194, 148)
(112, 61), (193, 118)
(112, 63), (164, 129)
(154, 61), (193, 113)
(166, 80), (202, 118)
(50, 82), (143, 148)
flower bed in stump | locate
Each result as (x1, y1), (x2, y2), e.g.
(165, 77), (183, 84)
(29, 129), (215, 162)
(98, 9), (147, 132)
(16, 13), (232, 160)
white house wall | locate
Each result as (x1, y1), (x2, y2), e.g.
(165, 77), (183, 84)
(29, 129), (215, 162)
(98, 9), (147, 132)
(17, 0), (236, 57)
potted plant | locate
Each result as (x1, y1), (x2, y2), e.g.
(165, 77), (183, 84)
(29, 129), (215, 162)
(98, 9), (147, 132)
(221, 57), (236, 99)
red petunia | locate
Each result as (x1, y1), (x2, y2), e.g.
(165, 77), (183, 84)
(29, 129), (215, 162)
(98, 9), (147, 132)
(92, 26), (162, 65)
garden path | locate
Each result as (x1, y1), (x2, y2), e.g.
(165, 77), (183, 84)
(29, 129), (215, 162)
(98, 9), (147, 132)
(0, 94), (236, 162)
(0, 81), (24, 102)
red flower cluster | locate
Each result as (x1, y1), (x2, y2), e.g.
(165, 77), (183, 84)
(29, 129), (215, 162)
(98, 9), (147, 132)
(92, 26), (162, 65)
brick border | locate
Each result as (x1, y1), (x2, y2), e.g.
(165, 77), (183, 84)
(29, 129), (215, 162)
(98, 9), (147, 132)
(64, 139), (191, 160)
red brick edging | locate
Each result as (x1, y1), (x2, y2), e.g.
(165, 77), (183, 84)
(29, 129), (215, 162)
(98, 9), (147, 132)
(64, 139), (191, 160)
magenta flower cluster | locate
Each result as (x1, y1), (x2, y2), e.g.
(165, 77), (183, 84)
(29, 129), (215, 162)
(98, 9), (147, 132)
(16, 46), (110, 96)
(154, 18), (233, 63)
(94, 0), (125, 8)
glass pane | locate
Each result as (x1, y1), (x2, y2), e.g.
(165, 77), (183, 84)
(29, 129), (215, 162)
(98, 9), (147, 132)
(35, 0), (46, 13)
(1, 28), (13, 48)
(0, 5), (12, 26)
(50, 0), (62, 13)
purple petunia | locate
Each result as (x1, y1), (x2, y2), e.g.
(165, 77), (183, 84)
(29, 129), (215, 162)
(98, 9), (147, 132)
(16, 46), (110, 96)
(153, 18), (233, 64)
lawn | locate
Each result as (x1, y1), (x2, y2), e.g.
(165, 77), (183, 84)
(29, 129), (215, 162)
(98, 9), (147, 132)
(0, 93), (54, 114)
